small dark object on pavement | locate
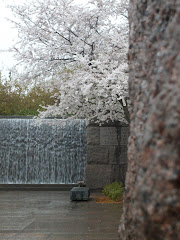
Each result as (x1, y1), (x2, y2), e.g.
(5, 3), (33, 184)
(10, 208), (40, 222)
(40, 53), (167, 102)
(70, 187), (90, 201)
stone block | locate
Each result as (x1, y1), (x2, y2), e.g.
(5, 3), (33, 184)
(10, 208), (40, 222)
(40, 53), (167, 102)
(118, 146), (128, 164)
(109, 146), (128, 164)
(86, 165), (112, 189)
(70, 187), (90, 201)
(86, 127), (100, 145)
(111, 164), (128, 185)
(87, 145), (109, 164)
(108, 146), (119, 164)
(86, 163), (128, 189)
(100, 127), (118, 145)
(110, 165), (120, 183)
(120, 127), (129, 145)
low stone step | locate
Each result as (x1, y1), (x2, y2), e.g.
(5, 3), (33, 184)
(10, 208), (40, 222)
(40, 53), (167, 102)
(0, 184), (78, 191)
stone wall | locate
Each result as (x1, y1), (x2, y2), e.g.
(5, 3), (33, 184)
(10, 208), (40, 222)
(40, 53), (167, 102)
(119, 1), (180, 239)
(86, 122), (129, 189)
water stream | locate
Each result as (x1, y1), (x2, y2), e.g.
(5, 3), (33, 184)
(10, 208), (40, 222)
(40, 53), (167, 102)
(0, 119), (87, 184)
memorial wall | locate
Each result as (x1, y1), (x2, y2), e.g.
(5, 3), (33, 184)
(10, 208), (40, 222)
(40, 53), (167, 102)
(86, 122), (129, 189)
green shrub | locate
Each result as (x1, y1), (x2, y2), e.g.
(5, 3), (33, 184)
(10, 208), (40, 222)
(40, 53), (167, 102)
(102, 182), (124, 202)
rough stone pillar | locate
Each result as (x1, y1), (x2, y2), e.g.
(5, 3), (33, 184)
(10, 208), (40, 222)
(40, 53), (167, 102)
(119, 1), (180, 239)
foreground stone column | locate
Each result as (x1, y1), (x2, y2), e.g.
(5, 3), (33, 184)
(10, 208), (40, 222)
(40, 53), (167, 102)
(119, 0), (180, 239)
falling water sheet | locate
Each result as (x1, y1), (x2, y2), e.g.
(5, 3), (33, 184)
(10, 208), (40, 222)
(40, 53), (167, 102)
(0, 119), (87, 184)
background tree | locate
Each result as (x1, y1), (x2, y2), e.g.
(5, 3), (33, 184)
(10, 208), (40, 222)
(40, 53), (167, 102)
(8, 0), (129, 123)
(0, 73), (56, 116)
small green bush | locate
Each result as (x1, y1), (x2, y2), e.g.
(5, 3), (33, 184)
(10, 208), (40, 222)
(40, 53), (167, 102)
(102, 182), (124, 202)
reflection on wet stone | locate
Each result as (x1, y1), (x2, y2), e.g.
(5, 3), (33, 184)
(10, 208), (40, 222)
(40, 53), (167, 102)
(0, 191), (122, 240)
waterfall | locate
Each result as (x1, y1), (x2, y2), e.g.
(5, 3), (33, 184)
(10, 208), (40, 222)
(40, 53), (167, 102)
(0, 119), (87, 184)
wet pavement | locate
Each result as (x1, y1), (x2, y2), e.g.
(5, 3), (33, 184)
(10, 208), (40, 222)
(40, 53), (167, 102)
(0, 191), (122, 240)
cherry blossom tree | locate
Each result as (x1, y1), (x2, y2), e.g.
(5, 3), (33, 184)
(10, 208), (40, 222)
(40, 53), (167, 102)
(8, 0), (129, 123)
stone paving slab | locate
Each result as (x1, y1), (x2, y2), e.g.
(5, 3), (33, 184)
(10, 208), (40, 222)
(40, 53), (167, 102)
(0, 191), (122, 240)
(0, 233), (119, 240)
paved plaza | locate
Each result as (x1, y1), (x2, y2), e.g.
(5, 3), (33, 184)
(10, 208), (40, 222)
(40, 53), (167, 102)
(0, 191), (122, 240)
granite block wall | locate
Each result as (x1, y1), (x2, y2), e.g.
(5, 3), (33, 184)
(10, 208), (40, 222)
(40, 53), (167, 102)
(119, 0), (180, 239)
(86, 123), (129, 189)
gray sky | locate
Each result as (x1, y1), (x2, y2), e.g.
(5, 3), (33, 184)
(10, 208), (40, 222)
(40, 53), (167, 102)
(0, 0), (88, 76)
(0, 0), (17, 73)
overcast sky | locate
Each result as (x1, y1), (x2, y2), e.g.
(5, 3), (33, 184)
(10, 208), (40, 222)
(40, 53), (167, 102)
(0, 0), (88, 76)
(0, 0), (17, 72)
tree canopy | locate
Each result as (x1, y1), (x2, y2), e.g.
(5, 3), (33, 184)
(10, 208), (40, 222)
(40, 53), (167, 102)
(8, 0), (129, 123)
(0, 73), (56, 116)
